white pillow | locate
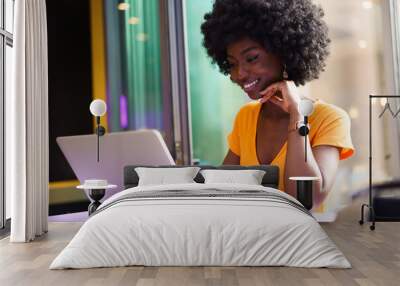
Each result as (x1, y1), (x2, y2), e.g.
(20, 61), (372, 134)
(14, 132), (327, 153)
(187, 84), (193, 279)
(135, 167), (201, 186)
(200, 169), (266, 185)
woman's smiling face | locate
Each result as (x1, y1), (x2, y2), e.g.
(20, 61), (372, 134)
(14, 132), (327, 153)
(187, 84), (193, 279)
(227, 38), (283, 100)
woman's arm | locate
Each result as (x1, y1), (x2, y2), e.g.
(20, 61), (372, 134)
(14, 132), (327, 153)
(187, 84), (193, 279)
(259, 81), (340, 207)
(285, 111), (340, 207)
(222, 150), (240, 165)
(312, 145), (340, 204)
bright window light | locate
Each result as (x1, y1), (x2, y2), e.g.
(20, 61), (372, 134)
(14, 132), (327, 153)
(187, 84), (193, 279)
(128, 17), (140, 25)
(362, 1), (373, 10)
(136, 33), (148, 42)
(349, 107), (359, 119)
(118, 3), (129, 11)
(358, 40), (367, 49)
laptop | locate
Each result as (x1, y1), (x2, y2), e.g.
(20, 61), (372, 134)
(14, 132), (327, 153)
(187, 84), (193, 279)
(56, 129), (175, 199)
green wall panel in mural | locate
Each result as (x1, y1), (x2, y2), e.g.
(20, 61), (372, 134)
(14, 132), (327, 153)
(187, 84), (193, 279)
(104, 0), (163, 131)
(185, 0), (248, 165)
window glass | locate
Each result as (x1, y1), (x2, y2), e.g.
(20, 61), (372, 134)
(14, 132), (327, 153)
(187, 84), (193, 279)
(5, 0), (14, 33)
(0, 0), (3, 29)
(5, 43), (12, 219)
(185, 0), (248, 165)
(104, 0), (164, 132)
(0, 38), (3, 227)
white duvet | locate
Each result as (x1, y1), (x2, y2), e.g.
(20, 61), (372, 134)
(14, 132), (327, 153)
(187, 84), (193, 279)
(50, 183), (350, 269)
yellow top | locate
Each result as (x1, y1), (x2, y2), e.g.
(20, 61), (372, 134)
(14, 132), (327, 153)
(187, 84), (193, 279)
(227, 100), (355, 192)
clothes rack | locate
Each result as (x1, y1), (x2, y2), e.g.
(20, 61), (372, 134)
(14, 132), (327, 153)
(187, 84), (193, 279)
(359, 95), (400, 230)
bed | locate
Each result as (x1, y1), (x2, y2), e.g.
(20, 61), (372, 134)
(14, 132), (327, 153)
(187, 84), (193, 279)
(50, 165), (350, 269)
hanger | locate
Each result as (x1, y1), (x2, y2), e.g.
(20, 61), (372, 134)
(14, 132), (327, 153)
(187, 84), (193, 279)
(394, 105), (400, 118)
(378, 98), (395, 118)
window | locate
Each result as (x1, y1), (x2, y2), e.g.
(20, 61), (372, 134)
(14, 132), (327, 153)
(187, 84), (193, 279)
(0, 0), (14, 230)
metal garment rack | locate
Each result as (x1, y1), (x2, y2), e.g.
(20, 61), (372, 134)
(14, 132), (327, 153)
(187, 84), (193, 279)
(359, 95), (400, 230)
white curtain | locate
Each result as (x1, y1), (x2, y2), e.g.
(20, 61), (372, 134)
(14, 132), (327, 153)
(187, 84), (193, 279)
(6, 0), (49, 242)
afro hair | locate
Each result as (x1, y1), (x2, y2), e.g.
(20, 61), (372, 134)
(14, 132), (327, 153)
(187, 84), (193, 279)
(201, 0), (330, 86)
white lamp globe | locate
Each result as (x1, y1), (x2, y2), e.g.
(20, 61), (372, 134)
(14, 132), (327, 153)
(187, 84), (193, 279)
(90, 99), (107, 116)
(299, 98), (314, 116)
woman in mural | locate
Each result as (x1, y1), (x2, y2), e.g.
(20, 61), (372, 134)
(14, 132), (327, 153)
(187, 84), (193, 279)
(201, 0), (354, 207)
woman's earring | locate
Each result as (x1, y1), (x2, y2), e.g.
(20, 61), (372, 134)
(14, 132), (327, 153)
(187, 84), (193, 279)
(283, 66), (288, 80)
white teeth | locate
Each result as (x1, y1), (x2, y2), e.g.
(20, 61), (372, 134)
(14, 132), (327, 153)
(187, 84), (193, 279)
(244, 79), (259, 89)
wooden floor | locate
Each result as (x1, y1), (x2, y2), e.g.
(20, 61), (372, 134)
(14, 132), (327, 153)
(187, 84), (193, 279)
(0, 200), (399, 286)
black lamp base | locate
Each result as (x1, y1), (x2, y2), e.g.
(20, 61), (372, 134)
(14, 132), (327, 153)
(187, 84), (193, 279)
(296, 180), (313, 210)
(290, 177), (319, 210)
(88, 189), (105, 215)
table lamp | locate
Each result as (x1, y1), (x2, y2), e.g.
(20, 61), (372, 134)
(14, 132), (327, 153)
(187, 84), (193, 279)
(89, 99), (107, 162)
(290, 98), (319, 210)
(298, 98), (314, 162)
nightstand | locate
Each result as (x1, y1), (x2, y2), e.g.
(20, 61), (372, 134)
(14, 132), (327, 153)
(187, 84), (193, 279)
(77, 180), (117, 215)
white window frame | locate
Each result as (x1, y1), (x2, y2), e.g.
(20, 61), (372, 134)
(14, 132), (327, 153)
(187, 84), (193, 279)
(0, 0), (13, 230)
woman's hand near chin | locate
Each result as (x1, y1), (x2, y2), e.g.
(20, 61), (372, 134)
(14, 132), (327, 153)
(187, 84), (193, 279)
(258, 81), (301, 116)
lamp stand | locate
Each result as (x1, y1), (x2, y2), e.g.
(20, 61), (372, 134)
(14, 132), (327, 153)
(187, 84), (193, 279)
(88, 189), (105, 215)
(296, 180), (313, 210)
(95, 116), (106, 162)
(293, 116), (315, 209)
